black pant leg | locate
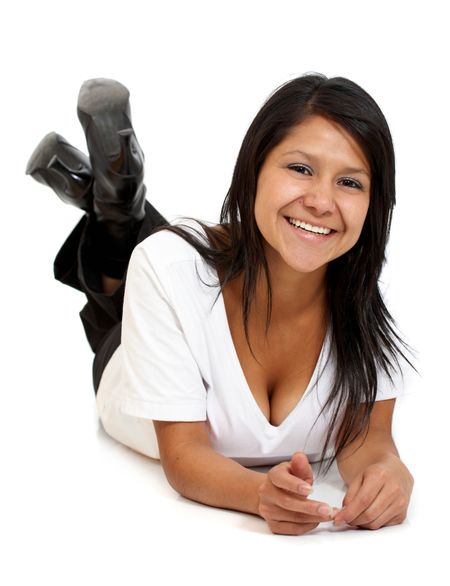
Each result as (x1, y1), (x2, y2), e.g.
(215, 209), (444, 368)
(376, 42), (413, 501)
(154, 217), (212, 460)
(53, 200), (169, 392)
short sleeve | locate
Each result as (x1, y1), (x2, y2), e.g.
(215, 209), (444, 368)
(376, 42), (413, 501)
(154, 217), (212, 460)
(374, 352), (420, 401)
(119, 241), (207, 421)
(373, 282), (421, 401)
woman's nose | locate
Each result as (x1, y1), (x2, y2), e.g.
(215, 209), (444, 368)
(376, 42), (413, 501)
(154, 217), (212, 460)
(301, 182), (336, 215)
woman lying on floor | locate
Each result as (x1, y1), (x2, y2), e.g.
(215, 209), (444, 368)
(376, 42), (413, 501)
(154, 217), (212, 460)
(27, 73), (416, 535)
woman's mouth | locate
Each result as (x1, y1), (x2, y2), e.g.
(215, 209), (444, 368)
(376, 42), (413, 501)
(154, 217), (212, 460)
(284, 216), (336, 239)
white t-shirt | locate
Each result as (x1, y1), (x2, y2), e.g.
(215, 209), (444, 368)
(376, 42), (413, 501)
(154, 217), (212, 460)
(96, 224), (415, 467)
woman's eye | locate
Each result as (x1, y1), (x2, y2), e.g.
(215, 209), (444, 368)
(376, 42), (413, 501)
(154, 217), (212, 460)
(340, 178), (363, 190)
(288, 166), (364, 190)
(288, 164), (311, 175)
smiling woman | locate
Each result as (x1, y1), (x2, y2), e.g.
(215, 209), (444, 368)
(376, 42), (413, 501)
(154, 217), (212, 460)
(27, 73), (417, 536)
(254, 115), (371, 276)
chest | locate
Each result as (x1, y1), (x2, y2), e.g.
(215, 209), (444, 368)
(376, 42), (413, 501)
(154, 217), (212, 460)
(221, 286), (326, 428)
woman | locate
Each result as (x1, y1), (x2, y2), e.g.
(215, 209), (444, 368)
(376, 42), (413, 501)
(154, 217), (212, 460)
(27, 73), (416, 536)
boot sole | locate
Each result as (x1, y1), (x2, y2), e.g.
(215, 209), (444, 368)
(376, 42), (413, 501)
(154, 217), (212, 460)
(77, 78), (133, 158)
(26, 131), (91, 177)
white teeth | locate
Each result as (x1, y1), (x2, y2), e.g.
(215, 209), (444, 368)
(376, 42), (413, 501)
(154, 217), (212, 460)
(288, 217), (331, 235)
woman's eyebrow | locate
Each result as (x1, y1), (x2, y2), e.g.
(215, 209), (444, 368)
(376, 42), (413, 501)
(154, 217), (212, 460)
(282, 149), (370, 177)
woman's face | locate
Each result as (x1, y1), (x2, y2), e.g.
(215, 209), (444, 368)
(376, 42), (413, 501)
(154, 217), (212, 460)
(254, 114), (371, 277)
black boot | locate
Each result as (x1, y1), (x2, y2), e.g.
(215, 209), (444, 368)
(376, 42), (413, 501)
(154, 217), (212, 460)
(26, 132), (93, 211)
(76, 78), (147, 241)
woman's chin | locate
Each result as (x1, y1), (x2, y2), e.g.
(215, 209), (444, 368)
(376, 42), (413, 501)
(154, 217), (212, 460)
(281, 256), (329, 277)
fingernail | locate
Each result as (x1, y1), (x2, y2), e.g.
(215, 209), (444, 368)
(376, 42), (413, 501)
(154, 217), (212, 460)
(298, 484), (312, 496)
(318, 505), (332, 517)
(334, 518), (346, 527)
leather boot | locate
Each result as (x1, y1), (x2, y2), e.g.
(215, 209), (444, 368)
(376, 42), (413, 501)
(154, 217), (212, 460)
(76, 78), (147, 240)
(26, 132), (93, 211)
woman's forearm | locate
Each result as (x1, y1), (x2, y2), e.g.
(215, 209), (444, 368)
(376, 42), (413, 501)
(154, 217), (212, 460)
(165, 443), (266, 516)
(336, 430), (400, 485)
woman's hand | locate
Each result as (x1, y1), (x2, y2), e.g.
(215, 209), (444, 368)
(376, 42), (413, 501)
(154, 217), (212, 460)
(257, 451), (339, 535)
(333, 453), (414, 530)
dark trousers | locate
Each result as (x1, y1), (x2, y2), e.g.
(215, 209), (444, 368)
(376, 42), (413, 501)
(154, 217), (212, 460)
(53, 200), (169, 393)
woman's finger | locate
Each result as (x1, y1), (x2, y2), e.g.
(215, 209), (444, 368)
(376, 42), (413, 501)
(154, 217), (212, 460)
(268, 462), (313, 496)
(351, 495), (405, 529)
(268, 519), (320, 536)
(289, 451), (315, 487)
(334, 473), (384, 526)
(273, 490), (336, 520)
(262, 502), (336, 524)
(346, 489), (395, 526)
(341, 473), (364, 508)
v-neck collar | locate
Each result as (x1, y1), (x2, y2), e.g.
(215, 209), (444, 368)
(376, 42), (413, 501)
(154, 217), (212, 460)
(214, 280), (331, 431)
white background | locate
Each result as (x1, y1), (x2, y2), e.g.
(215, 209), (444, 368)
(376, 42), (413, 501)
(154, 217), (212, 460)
(2, 1), (448, 584)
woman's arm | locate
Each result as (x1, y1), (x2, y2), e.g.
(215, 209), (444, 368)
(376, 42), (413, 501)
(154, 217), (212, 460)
(335, 398), (400, 484)
(153, 420), (337, 535)
(333, 399), (414, 529)
(154, 420), (266, 515)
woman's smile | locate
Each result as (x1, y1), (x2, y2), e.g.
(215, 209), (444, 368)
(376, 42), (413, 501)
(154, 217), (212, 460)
(285, 216), (336, 237)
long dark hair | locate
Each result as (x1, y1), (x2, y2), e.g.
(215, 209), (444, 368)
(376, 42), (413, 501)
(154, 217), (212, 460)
(150, 72), (417, 477)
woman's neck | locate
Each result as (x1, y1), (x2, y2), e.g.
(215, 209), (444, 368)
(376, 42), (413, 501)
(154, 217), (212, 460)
(255, 265), (327, 324)
(225, 257), (328, 328)
(213, 223), (328, 324)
